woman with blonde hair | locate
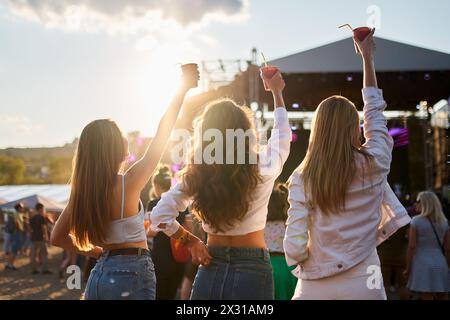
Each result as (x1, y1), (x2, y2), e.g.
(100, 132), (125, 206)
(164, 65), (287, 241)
(151, 71), (291, 300)
(50, 67), (199, 300)
(284, 30), (411, 300)
(405, 191), (450, 300)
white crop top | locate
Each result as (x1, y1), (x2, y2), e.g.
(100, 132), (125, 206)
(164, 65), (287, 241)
(104, 175), (147, 244)
(150, 107), (291, 237)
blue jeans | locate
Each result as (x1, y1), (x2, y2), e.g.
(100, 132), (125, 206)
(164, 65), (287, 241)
(84, 252), (156, 300)
(191, 247), (274, 300)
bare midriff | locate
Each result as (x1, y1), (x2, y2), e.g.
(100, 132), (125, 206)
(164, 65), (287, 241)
(101, 241), (148, 251)
(207, 230), (267, 249)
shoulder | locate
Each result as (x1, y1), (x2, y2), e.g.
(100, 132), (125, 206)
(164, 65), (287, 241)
(410, 215), (424, 226)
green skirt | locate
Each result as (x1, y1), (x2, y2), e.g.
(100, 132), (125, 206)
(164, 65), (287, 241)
(270, 254), (298, 300)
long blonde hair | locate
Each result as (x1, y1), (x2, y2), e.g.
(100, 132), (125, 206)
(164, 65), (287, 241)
(417, 191), (448, 225)
(69, 119), (127, 250)
(299, 96), (373, 214)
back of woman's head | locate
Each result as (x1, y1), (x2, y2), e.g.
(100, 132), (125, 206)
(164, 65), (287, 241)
(417, 191), (448, 225)
(181, 99), (261, 233)
(152, 165), (172, 192)
(300, 95), (372, 215)
(267, 183), (289, 222)
(69, 119), (127, 250)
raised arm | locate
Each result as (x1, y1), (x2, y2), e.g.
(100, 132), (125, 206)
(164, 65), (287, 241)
(126, 67), (200, 192)
(259, 71), (292, 176)
(284, 172), (310, 267)
(355, 30), (393, 176)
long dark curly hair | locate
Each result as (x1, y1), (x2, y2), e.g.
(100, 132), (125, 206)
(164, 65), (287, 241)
(180, 99), (262, 233)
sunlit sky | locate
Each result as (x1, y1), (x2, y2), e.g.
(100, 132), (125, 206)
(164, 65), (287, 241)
(1, 0), (450, 148)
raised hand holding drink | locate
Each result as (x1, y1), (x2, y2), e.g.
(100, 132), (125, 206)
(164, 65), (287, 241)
(260, 52), (280, 91)
(181, 63), (200, 89)
(339, 24), (373, 54)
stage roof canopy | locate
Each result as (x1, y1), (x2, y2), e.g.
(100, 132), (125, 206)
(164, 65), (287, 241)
(270, 37), (450, 73)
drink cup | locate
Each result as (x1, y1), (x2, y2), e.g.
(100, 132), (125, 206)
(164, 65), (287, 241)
(181, 63), (199, 88)
(353, 27), (372, 54)
(260, 66), (280, 91)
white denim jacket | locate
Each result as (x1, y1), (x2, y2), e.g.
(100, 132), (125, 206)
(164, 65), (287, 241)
(284, 87), (411, 280)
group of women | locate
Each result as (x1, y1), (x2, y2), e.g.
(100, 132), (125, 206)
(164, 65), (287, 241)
(50, 30), (450, 300)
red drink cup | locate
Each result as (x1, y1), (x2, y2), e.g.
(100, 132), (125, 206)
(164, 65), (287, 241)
(260, 66), (279, 91)
(353, 27), (372, 54)
(181, 63), (199, 88)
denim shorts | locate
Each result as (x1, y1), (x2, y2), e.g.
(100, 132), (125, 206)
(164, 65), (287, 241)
(84, 252), (156, 300)
(10, 232), (23, 255)
(190, 246), (274, 300)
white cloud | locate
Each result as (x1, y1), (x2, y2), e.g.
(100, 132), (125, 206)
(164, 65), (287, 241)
(3, 0), (250, 33)
(0, 115), (42, 137)
(197, 34), (218, 46)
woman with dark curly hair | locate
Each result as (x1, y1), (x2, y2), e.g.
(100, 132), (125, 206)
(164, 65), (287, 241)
(151, 70), (291, 300)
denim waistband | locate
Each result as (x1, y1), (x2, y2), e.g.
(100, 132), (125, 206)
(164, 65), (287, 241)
(207, 246), (270, 261)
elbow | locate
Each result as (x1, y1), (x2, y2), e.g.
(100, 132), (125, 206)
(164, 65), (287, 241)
(50, 230), (62, 247)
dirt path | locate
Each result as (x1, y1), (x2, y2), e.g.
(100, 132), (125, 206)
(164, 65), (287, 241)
(0, 244), (83, 300)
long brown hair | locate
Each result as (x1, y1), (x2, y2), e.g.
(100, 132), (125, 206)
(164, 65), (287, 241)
(300, 96), (373, 215)
(180, 99), (262, 233)
(69, 119), (126, 250)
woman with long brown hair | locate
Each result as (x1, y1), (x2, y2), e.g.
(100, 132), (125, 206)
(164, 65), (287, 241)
(284, 30), (411, 300)
(150, 71), (291, 299)
(50, 66), (199, 300)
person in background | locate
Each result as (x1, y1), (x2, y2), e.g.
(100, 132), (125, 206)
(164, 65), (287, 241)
(284, 30), (411, 300)
(30, 202), (52, 275)
(264, 183), (297, 300)
(4, 203), (26, 270)
(404, 191), (450, 300)
(3, 207), (18, 271)
(146, 165), (192, 300)
(179, 216), (207, 300)
(22, 210), (32, 257)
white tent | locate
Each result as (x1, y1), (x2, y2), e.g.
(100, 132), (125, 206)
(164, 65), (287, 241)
(0, 194), (66, 213)
(0, 185), (70, 204)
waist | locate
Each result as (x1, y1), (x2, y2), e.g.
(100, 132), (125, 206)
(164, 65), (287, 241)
(207, 246), (270, 261)
(207, 230), (266, 248)
(102, 241), (148, 251)
(103, 247), (151, 258)
(270, 252), (285, 256)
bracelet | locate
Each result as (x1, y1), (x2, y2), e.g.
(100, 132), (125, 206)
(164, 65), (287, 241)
(177, 229), (192, 246)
